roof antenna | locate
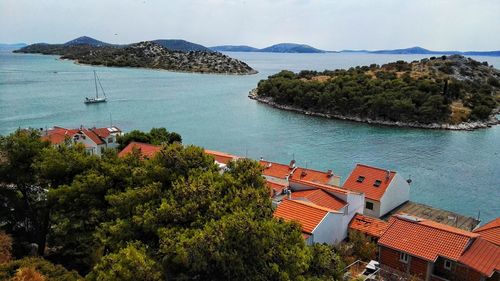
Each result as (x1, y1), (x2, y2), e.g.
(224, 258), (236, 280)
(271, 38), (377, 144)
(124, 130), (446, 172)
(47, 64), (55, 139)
(406, 174), (412, 184)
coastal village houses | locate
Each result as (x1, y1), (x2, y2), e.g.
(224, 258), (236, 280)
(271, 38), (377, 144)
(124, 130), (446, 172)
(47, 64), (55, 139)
(378, 214), (500, 281)
(343, 164), (411, 218)
(41, 126), (122, 156)
(115, 141), (500, 281)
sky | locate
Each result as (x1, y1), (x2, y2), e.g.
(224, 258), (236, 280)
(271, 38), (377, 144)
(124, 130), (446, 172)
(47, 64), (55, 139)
(1, 0), (499, 51)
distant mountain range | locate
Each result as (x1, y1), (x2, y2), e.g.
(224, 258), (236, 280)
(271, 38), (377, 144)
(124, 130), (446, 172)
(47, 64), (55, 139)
(5, 36), (500, 56)
(210, 43), (325, 53)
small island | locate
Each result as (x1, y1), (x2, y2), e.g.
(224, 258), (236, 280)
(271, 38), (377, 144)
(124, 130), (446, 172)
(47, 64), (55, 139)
(14, 38), (257, 75)
(251, 55), (500, 130)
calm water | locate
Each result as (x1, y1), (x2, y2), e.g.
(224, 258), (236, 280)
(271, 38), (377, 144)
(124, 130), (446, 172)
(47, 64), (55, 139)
(0, 50), (499, 223)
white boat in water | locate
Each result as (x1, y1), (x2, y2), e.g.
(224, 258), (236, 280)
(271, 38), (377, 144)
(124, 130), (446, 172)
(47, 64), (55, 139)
(84, 71), (107, 104)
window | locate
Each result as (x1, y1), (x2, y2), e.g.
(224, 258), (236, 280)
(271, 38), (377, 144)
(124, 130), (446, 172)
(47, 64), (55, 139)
(357, 176), (365, 183)
(400, 252), (409, 264)
(444, 259), (452, 270)
(108, 137), (113, 143)
(365, 201), (374, 210)
(373, 180), (382, 187)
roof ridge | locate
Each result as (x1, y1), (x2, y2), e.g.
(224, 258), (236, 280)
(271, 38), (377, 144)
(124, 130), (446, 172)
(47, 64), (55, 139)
(474, 217), (500, 232)
(395, 215), (477, 238)
(285, 198), (337, 213)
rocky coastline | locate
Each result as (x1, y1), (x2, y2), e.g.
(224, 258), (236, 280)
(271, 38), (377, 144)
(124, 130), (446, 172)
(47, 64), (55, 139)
(248, 89), (500, 130)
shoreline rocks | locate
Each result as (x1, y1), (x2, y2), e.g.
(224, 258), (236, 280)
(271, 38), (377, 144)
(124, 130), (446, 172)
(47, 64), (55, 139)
(248, 89), (500, 131)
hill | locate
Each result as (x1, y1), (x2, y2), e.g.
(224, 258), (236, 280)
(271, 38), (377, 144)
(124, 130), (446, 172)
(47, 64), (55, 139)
(339, 46), (500, 56)
(210, 45), (259, 52)
(152, 39), (212, 52)
(14, 41), (257, 74)
(0, 43), (27, 49)
(64, 36), (111, 47)
(259, 43), (325, 53)
(251, 55), (500, 130)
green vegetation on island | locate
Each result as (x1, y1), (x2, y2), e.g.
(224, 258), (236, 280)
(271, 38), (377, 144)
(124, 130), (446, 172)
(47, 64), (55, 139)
(253, 55), (500, 129)
(15, 39), (257, 75)
(1, 128), (380, 280)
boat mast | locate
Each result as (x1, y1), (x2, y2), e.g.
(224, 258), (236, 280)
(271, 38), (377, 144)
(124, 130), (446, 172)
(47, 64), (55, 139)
(96, 72), (107, 98)
(94, 70), (99, 99)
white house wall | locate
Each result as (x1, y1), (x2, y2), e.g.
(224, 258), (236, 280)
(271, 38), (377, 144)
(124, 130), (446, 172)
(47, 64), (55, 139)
(340, 192), (365, 239)
(379, 174), (410, 217)
(312, 212), (344, 244)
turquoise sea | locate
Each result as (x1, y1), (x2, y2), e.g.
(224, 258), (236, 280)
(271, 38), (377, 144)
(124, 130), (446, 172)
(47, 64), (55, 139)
(0, 50), (499, 223)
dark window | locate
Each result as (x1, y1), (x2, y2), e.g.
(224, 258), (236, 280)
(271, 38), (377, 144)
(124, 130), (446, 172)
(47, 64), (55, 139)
(374, 180), (382, 187)
(357, 176), (365, 183)
(444, 260), (452, 270)
(365, 201), (374, 210)
(400, 252), (409, 263)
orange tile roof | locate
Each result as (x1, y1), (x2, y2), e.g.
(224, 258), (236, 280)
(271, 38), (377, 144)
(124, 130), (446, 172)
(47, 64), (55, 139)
(274, 199), (330, 234)
(343, 164), (396, 201)
(266, 180), (287, 197)
(204, 149), (239, 165)
(118, 142), (161, 158)
(473, 218), (500, 246)
(260, 160), (294, 179)
(91, 127), (121, 138)
(290, 167), (337, 185)
(81, 128), (104, 145)
(378, 215), (477, 261)
(458, 238), (500, 277)
(289, 178), (351, 195)
(349, 213), (389, 238)
(41, 127), (78, 145)
(292, 189), (347, 211)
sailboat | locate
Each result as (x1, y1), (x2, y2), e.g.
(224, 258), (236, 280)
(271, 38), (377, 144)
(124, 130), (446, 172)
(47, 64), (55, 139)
(84, 70), (107, 104)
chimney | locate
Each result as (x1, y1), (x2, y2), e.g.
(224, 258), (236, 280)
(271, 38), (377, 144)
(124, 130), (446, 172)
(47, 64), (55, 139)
(327, 169), (333, 177)
(289, 159), (296, 169)
(385, 170), (390, 181)
(287, 189), (292, 200)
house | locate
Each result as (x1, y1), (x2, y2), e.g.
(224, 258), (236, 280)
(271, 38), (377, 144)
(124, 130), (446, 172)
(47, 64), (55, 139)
(274, 199), (345, 245)
(273, 178), (365, 243)
(378, 214), (500, 281)
(41, 126), (122, 156)
(117, 141), (161, 159)
(343, 164), (410, 218)
(204, 149), (240, 170)
(348, 213), (389, 241)
(260, 159), (341, 186)
(473, 217), (500, 246)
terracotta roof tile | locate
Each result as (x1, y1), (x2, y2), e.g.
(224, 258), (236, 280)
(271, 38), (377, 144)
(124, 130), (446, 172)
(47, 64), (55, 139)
(274, 199), (330, 234)
(260, 160), (294, 180)
(290, 178), (352, 196)
(204, 149), (239, 165)
(260, 160), (338, 185)
(41, 127), (78, 145)
(292, 189), (347, 211)
(343, 164), (396, 201)
(378, 215), (476, 261)
(81, 129), (104, 145)
(458, 238), (500, 277)
(473, 217), (500, 246)
(349, 213), (389, 238)
(118, 142), (161, 158)
(290, 167), (337, 185)
(266, 180), (287, 197)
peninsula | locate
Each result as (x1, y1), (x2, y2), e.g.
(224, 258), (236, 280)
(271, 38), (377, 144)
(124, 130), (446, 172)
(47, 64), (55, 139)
(251, 55), (500, 130)
(14, 37), (257, 75)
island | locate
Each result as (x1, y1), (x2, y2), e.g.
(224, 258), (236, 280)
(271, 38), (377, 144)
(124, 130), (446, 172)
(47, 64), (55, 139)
(14, 37), (257, 75)
(250, 55), (500, 130)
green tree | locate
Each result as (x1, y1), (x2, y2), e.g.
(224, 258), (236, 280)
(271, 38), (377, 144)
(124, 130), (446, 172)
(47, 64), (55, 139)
(0, 257), (81, 281)
(306, 243), (344, 280)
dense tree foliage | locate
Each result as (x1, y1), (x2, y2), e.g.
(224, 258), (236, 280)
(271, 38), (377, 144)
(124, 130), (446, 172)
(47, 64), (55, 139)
(1, 129), (345, 280)
(256, 56), (499, 124)
(117, 127), (182, 149)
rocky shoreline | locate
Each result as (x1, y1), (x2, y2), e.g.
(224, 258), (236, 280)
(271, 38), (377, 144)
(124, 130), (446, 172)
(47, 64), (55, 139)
(248, 89), (500, 131)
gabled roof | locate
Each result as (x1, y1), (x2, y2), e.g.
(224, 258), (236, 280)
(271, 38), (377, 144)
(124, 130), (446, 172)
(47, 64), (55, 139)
(458, 237), (500, 277)
(204, 149), (239, 165)
(290, 167), (337, 185)
(274, 199), (331, 234)
(91, 126), (121, 138)
(378, 215), (477, 262)
(343, 164), (397, 201)
(290, 178), (352, 196)
(41, 127), (79, 145)
(118, 142), (161, 158)
(260, 160), (294, 179)
(292, 189), (347, 211)
(473, 218), (500, 246)
(266, 180), (287, 197)
(80, 128), (104, 145)
(349, 213), (389, 238)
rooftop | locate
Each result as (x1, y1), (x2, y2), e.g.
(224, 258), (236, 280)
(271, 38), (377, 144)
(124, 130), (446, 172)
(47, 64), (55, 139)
(291, 189), (347, 211)
(349, 213), (389, 239)
(379, 214), (477, 262)
(266, 180), (287, 197)
(274, 199), (332, 234)
(343, 163), (396, 201)
(458, 237), (500, 277)
(118, 142), (161, 158)
(382, 201), (480, 231)
(204, 149), (239, 165)
(473, 217), (500, 246)
(260, 159), (338, 185)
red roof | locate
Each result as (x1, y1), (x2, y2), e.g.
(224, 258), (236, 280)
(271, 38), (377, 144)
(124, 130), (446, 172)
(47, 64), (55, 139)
(81, 129), (104, 145)
(204, 149), (239, 165)
(378, 215), (477, 261)
(274, 199), (330, 234)
(266, 180), (287, 197)
(290, 167), (337, 185)
(260, 160), (294, 179)
(292, 189), (347, 211)
(40, 127), (78, 145)
(289, 178), (351, 196)
(118, 142), (161, 158)
(91, 127), (121, 138)
(349, 213), (389, 238)
(458, 238), (500, 277)
(343, 164), (397, 201)
(473, 218), (500, 246)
